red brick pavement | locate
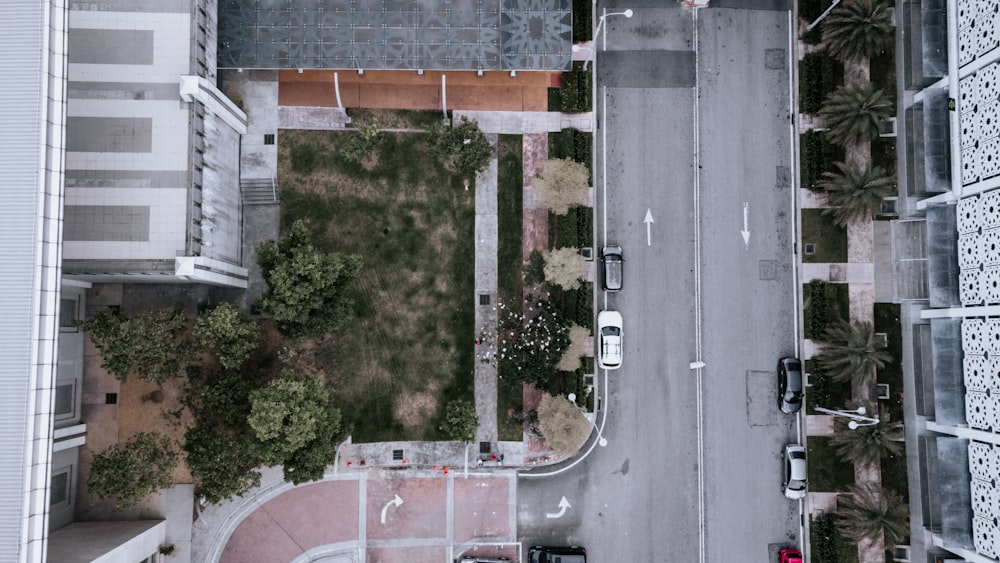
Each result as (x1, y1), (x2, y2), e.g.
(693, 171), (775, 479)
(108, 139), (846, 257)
(365, 476), (447, 540)
(453, 477), (511, 543)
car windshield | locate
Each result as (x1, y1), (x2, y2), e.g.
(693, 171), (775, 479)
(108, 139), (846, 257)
(602, 326), (621, 336)
(787, 478), (806, 491)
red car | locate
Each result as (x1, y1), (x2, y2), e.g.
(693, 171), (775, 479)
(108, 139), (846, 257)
(779, 547), (802, 563)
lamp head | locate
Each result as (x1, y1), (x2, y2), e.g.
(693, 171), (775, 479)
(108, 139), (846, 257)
(623, 9), (634, 17)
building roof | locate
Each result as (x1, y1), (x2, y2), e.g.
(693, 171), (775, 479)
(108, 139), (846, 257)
(218, 0), (573, 71)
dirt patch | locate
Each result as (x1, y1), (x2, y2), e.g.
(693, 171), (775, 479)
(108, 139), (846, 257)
(394, 391), (439, 429)
(117, 374), (194, 484)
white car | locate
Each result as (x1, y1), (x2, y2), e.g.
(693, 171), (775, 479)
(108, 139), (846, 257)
(597, 310), (623, 370)
(782, 444), (807, 500)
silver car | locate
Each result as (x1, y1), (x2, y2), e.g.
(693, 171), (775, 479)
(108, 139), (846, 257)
(782, 443), (807, 500)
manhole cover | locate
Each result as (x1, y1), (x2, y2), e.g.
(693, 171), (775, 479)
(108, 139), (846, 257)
(764, 48), (786, 70)
(759, 260), (778, 280)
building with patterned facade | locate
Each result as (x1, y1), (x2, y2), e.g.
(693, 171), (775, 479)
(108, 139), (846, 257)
(896, 0), (1000, 562)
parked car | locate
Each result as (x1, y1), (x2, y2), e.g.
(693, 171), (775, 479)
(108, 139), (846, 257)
(778, 547), (803, 563)
(600, 244), (623, 291)
(597, 310), (623, 370)
(528, 546), (587, 563)
(782, 443), (807, 500)
(777, 357), (803, 414)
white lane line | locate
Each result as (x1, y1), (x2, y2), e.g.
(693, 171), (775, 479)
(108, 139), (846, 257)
(787, 8), (806, 550)
(602, 85), (609, 313)
(691, 7), (706, 563)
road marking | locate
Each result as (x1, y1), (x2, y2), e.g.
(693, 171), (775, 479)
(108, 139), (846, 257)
(741, 202), (751, 250)
(545, 496), (571, 519)
(643, 208), (654, 246)
(380, 494), (404, 524)
(691, 7), (706, 563)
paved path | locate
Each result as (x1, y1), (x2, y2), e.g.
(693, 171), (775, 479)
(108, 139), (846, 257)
(474, 135), (500, 446)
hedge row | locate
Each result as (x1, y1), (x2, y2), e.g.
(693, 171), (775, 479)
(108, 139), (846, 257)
(809, 513), (855, 563)
(555, 63), (592, 113)
(805, 279), (839, 339)
(799, 52), (839, 115)
(800, 130), (841, 192)
(572, 0), (592, 43)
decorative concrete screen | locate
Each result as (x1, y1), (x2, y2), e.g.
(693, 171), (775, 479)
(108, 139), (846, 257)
(217, 0), (573, 71)
(957, 0), (1000, 67)
(959, 61), (1000, 186)
(970, 440), (1000, 557)
(958, 191), (1000, 306)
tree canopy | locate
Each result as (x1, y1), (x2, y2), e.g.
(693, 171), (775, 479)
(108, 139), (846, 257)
(536, 393), (591, 457)
(80, 307), (193, 383)
(438, 399), (479, 442)
(427, 116), (493, 179)
(88, 432), (178, 509)
(818, 161), (896, 227)
(194, 302), (259, 370)
(533, 158), (590, 215)
(821, 0), (894, 62)
(256, 219), (363, 339)
(819, 82), (893, 147)
(542, 247), (585, 290)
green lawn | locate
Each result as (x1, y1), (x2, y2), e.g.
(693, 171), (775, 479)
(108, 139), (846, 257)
(801, 208), (848, 263)
(498, 135), (524, 309)
(805, 359), (853, 415)
(279, 126), (474, 442)
(875, 303), (905, 426)
(807, 436), (856, 492)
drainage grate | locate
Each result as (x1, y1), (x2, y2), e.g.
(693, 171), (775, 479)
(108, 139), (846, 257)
(479, 294), (491, 306)
(105, 393), (118, 405)
(264, 133), (275, 145)
(392, 449), (404, 461)
(877, 383), (890, 400)
(804, 243), (816, 255)
(479, 441), (491, 454)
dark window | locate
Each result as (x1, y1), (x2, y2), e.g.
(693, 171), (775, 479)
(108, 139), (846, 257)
(50, 471), (69, 506)
(105, 393), (118, 405)
(59, 298), (77, 328)
(264, 134), (275, 145)
(55, 384), (74, 417)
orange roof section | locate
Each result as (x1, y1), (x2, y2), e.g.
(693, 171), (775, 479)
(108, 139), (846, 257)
(279, 69), (560, 112)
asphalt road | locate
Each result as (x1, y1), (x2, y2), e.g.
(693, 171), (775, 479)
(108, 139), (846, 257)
(517, 3), (801, 562)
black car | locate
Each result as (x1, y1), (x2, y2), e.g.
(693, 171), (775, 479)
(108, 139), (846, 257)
(777, 357), (803, 414)
(600, 245), (623, 292)
(528, 546), (587, 563)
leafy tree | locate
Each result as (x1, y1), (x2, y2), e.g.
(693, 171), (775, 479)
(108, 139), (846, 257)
(536, 393), (591, 457)
(184, 422), (264, 504)
(427, 116), (493, 179)
(836, 483), (909, 544)
(497, 298), (571, 389)
(438, 400), (479, 442)
(818, 162), (896, 227)
(821, 0), (894, 62)
(183, 367), (266, 503)
(523, 250), (546, 287)
(339, 121), (384, 167)
(556, 324), (591, 372)
(88, 432), (178, 509)
(818, 82), (893, 147)
(542, 247), (584, 290)
(814, 320), (892, 386)
(830, 403), (903, 466)
(194, 302), (259, 370)
(247, 371), (344, 485)
(533, 158), (590, 215)
(80, 307), (192, 383)
(256, 219), (363, 339)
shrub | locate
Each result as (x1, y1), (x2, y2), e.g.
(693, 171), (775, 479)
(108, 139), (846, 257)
(80, 307), (193, 384)
(543, 247), (585, 290)
(438, 400), (479, 442)
(535, 158), (590, 215)
(799, 53), (839, 115)
(194, 302), (258, 370)
(537, 393), (591, 456)
(88, 432), (178, 509)
(558, 207), (579, 247)
(524, 250), (546, 287)
(800, 131), (841, 192)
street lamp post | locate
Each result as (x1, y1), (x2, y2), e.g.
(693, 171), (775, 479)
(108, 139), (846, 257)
(815, 406), (880, 429)
(582, 8), (634, 71)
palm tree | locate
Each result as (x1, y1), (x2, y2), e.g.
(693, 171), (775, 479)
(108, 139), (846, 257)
(815, 320), (892, 386)
(818, 82), (893, 147)
(836, 483), (909, 545)
(821, 0), (895, 62)
(829, 403), (903, 466)
(818, 161), (896, 227)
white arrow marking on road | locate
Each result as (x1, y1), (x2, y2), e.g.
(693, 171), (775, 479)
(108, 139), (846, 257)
(644, 209), (655, 246)
(545, 496), (571, 519)
(380, 494), (404, 524)
(741, 202), (751, 250)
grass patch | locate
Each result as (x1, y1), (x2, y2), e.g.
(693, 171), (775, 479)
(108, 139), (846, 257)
(800, 130), (844, 192)
(803, 280), (850, 339)
(807, 436), (856, 492)
(548, 129), (594, 183)
(345, 109), (443, 130)
(498, 135), (524, 308)
(875, 303), (904, 424)
(801, 208), (848, 263)
(497, 376), (525, 441)
(870, 41), (897, 114)
(871, 136), (897, 177)
(279, 128), (474, 442)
